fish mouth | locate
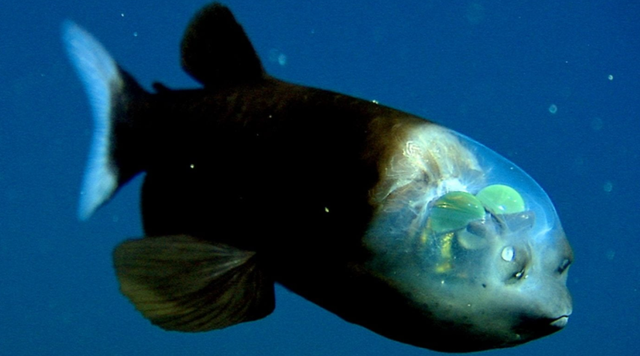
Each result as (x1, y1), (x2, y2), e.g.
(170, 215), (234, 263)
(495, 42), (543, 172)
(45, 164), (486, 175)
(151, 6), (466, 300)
(512, 313), (571, 342)
(549, 315), (570, 329)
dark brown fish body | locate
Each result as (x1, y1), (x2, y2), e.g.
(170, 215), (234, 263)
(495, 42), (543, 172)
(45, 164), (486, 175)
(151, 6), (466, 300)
(140, 80), (440, 345)
(64, 3), (573, 352)
(139, 79), (398, 247)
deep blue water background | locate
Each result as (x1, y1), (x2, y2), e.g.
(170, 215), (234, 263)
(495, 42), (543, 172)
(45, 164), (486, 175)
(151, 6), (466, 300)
(1, 0), (638, 355)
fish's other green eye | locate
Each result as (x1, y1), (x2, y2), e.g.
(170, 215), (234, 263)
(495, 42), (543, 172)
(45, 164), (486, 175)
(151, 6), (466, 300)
(429, 191), (485, 233)
(476, 184), (525, 215)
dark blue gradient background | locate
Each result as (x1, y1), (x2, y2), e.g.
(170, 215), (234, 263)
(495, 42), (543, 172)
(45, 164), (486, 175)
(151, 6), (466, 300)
(1, 1), (637, 355)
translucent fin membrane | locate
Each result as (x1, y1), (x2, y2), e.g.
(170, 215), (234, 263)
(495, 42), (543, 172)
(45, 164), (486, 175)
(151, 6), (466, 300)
(63, 21), (121, 220)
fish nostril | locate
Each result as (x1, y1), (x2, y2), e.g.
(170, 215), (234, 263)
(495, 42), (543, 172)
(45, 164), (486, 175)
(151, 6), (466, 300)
(557, 258), (571, 274)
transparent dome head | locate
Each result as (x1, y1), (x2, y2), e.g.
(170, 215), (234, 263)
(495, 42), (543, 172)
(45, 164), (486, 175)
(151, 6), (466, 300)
(363, 123), (572, 350)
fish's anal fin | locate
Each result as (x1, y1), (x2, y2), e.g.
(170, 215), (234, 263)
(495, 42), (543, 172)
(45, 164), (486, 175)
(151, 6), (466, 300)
(113, 235), (275, 332)
(180, 3), (265, 87)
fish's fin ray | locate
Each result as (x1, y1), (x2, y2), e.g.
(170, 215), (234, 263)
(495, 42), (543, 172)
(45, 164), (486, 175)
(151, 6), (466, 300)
(63, 21), (149, 220)
(113, 235), (275, 332)
(180, 3), (265, 87)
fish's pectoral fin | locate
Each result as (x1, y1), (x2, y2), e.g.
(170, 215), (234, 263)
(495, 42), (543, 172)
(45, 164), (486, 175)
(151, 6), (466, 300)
(113, 235), (274, 332)
(180, 3), (265, 87)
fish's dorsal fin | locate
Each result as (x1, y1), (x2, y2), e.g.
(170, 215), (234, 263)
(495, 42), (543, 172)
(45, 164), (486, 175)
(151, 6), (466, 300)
(181, 3), (265, 87)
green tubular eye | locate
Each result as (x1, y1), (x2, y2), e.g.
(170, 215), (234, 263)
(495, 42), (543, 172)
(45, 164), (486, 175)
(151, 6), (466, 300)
(476, 184), (525, 215)
(429, 191), (485, 233)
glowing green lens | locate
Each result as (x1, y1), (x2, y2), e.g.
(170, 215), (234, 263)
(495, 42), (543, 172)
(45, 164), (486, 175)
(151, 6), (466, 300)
(476, 184), (525, 215)
(429, 191), (485, 233)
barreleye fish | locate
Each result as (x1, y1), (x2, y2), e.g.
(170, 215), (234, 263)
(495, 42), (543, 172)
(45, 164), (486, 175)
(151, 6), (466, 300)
(63, 2), (573, 352)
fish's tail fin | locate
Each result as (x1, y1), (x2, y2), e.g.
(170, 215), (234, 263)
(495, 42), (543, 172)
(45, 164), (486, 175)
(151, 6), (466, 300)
(63, 21), (150, 220)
